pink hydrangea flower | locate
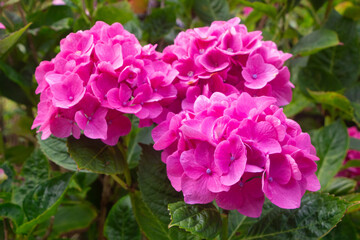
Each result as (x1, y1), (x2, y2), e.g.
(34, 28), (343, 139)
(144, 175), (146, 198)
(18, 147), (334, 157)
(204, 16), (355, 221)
(152, 92), (320, 217)
(0, 22), (5, 30)
(337, 127), (360, 181)
(32, 21), (177, 145)
(162, 17), (293, 113)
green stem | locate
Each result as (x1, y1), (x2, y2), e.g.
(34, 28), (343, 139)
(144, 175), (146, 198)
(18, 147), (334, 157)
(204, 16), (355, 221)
(117, 142), (132, 188)
(324, 0), (333, 24)
(110, 174), (128, 190)
(221, 212), (228, 240)
(228, 216), (247, 240)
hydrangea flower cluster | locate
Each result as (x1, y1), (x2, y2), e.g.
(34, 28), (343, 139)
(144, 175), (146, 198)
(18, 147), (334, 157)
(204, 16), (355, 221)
(32, 21), (178, 145)
(152, 92), (320, 217)
(162, 17), (293, 115)
(338, 127), (360, 181)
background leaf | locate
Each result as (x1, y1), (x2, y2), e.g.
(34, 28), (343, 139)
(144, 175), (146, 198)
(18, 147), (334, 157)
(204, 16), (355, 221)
(67, 136), (125, 174)
(0, 23), (31, 56)
(193, 0), (230, 24)
(311, 120), (349, 189)
(104, 195), (140, 240)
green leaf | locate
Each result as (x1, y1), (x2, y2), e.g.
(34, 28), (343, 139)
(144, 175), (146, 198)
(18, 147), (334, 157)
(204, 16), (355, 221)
(341, 159), (360, 170)
(168, 201), (222, 239)
(0, 23), (31, 56)
(36, 203), (97, 237)
(0, 163), (15, 195)
(349, 137), (360, 151)
(193, 0), (230, 24)
(232, 0), (277, 18)
(307, 90), (354, 119)
(67, 136), (125, 174)
(227, 211), (246, 240)
(12, 149), (50, 205)
(37, 134), (80, 172)
(309, 0), (327, 11)
(322, 215), (358, 240)
(323, 177), (357, 195)
(136, 145), (198, 240)
(94, 2), (135, 25)
(283, 89), (312, 117)
(104, 195), (140, 240)
(0, 203), (24, 228)
(342, 193), (360, 213)
(143, 6), (176, 42)
(17, 172), (73, 234)
(311, 120), (349, 189)
(292, 29), (339, 56)
(242, 193), (349, 240)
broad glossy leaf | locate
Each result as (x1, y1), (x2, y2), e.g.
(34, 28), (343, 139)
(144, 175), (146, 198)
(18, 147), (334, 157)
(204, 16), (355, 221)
(67, 136), (125, 174)
(308, 90), (354, 120)
(311, 120), (349, 189)
(0, 203), (24, 228)
(283, 89), (312, 117)
(17, 173), (73, 234)
(242, 193), (349, 240)
(36, 203), (97, 237)
(292, 29), (339, 56)
(168, 201), (222, 239)
(94, 2), (135, 25)
(37, 134), (79, 172)
(227, 211), (246, 240)
(193, 0), (230, 24)
(136, 145), (198, 240)
(323, 215), (358, 240)
(233, 0), (277, 18)
(12, 149), (49, 205)
(324, 177), (357, 195)
(0, 23), (31, 56)
(0, 163), (15, 195)
(104, 195), (140, 240)
(342, 193), (360, 213)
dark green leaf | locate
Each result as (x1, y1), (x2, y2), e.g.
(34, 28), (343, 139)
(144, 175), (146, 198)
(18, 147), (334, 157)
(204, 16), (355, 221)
(5, 145), (34, 164)
(168, 201), (222, 239)
(104, 195), (140, 240)
(0, 203), (24, 228)
(29, 5), (73, 28)
(283, 89), (312, 117)
(0, 23), (31, 56)
(309, 0), (327, 11)
(242, 193), (349, 240)
(0, 163), (15, 195)
(322, 215), (358, 240)
(143, 7), (176, 42)
(323, 177), (357, 195)
(292, 29), (339, 56)
(193, 0), (230, 24)
(136, 145), (198, 240)
(311, 120), (349, 188)
(17, 173), (73, 234)
(12, 149), (50, 205)
(94, 2), (135, 25)
(342, 193), (360, 213)
(67, 135), (125, 174)
(37, 134), (80, 172)
(227, 211), (246, 240)
(40, 203), (97, 237)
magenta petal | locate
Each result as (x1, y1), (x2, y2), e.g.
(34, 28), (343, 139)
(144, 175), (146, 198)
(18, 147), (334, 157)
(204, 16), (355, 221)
(50, 117), (72, 138)
(167, 151), (184, 191)
(181, 175), (216, 204)
(180, 149), (205, 180)
(83, 108), (108, 139)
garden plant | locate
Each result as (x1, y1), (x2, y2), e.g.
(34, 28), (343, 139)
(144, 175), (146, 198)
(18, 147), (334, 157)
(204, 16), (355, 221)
(0, 0), (360, 239)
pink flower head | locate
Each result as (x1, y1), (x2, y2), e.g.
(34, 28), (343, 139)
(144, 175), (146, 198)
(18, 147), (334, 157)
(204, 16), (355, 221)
(0, 22), (6, 30)
(162, 17), (293, 113)
(152, 92), (320, 217)
(33, 22), (176, 145)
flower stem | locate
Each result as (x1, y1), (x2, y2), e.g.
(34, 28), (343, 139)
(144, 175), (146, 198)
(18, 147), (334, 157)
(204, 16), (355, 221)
(221, 211), (229, 240)
(111, 174), (128, 190)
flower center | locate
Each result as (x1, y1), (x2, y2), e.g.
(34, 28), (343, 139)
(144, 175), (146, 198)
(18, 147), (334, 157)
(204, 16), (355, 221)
(199, 49), (204, 54)
(239, 182), (244, 187)
(122, 101), (127, 106)
(187, 71), (194, 77)
(206, 168), (212, 175)
(68, 96), (74, 101)
(230, 154), (235, 161)
(227, 48), (233, 52)
(268, 177), (273, 183)
(252, 74), (258, 79)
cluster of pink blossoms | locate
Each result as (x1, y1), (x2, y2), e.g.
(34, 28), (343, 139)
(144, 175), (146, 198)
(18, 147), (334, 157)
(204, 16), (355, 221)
(161, 17), (293, 116)
(32, 21), (178, 145)
(338, 127), (360, 181)
(152, 92), (320, 217)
